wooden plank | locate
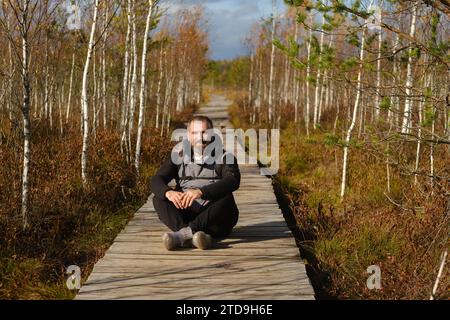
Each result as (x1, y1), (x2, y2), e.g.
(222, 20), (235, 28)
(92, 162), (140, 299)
(106, 243), (299, 257)
(94, 252), (301, 262)
(93, 257), (306, 270)
(80, 279), (312, 292)
(79, 282), (313, 294)
(77, 290), (314, 300)
(89, 262), (305, 275)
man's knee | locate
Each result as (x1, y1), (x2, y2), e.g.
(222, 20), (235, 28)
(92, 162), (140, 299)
(152, 196), (167, 219)
(152, 196), (185, 231)
(152, 195), (161, 205)
(205, 195), (239, 238)
(214, 193), (239, 211)
(152, 195), (171, 211)
(152, 196), (162, 214)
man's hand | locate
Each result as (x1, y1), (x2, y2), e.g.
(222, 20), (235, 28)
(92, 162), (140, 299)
(181, 189), (203, 209)
(165, 189), (203, 209)
(165, 190), (185, 209)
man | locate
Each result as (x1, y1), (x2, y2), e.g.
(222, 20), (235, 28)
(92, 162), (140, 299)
(150, 115), (240, 250)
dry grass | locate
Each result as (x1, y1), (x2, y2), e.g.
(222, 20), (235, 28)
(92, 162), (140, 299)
(281, 128), (449, 299)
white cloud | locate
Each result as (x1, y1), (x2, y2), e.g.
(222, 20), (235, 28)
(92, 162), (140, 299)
(161, 0), (286, 60)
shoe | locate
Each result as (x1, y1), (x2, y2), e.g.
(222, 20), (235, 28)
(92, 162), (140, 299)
(162, 233), (178, 250)
(192, 231), (212, 250)
(162, 227), (193, 251)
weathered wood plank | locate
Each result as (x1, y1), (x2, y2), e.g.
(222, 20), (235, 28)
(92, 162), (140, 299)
(89, 262), (305, 274)
(106, 244), (299, 257)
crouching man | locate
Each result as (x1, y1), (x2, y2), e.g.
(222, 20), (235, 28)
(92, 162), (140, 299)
(150, 115), (240, 250)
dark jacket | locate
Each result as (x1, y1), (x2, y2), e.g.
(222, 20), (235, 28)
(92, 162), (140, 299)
(150, 151), (241, 202)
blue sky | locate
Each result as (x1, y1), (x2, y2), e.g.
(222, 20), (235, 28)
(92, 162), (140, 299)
(163, 0), (287, 60)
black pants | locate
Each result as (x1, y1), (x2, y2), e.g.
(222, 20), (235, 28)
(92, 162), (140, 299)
(152, 193), (239, 238)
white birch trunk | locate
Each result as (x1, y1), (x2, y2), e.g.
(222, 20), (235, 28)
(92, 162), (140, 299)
(176, 78), (184, 112)
(102, 4), (109, 128)
(155, 45), (164, 128)
(283, 52), (290, 106)
(59, 84), (64, 136)
(386, 141), (391, 193)
(268, 15), (276, 124)
(333, 83), (340, 133)
(49, 83), (53, 130)
(161, 48), (173, 136)
(66, 52), (75, 124)
(430, 76), (435, 191)
(33, 78), (38, 119)
(254, 52), (263, 125)
(305, 28), (312, 137)
(44, 41), (49, 120)
(389, 34), (399, 125)
(313, 16), (325, 129)
(324, 34), (334, 114)
(293, 23), (299, 123)
(121, 0), (131, 133)
(176, 41), (188, 112)
(248, 52), (254, 111)
(135, 0), (155, 173)
(20, 0), (31, 229)
(414, 72), (430, 185)
(127, 0), (138, 155)
(374, 2), (383, 120)
(401, 2), (418, 134)
(81, 0), (100, 186)
(318, 69), (327, 124)
(6, 13), (14, 122)
(92, 45), (97, 136)
(161, 63), (174, 136)
(340, 26), (367, 199)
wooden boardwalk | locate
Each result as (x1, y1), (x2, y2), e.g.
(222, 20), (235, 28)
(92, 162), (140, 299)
(76, 94), (315, 300)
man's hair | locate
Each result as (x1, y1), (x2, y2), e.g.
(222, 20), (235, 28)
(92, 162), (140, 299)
(187, 115), (213, 130)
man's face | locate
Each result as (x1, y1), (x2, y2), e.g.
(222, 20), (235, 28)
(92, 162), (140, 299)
(188, 120), (210, 151)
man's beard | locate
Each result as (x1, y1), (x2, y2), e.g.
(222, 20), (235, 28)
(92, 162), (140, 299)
(192, 142), (205, 153)
(193, 140), (207, 148)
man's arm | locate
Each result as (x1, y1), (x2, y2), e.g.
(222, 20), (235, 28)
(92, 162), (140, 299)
(150, 156), (179, 200)
(199, 155), (240, 201)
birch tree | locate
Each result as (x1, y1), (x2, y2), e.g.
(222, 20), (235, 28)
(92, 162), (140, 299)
(0, 0), (53, 228)
(305, 27), (312, 136)
(268, 13), (276, 124)
(102, 3), (109, 128)
(66, 52), (75, 124)
(340, 16), (369, 199)
(120, 0), (131, 154)
(373, 1), (383, 121)
(401, 1), (418, 134)
(127, 0), (138, 159)
(81, 0), (100, 186)
(19, 0), (32, 229)
(313, 15), (325, 129)
(135, 0), (158, 173)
